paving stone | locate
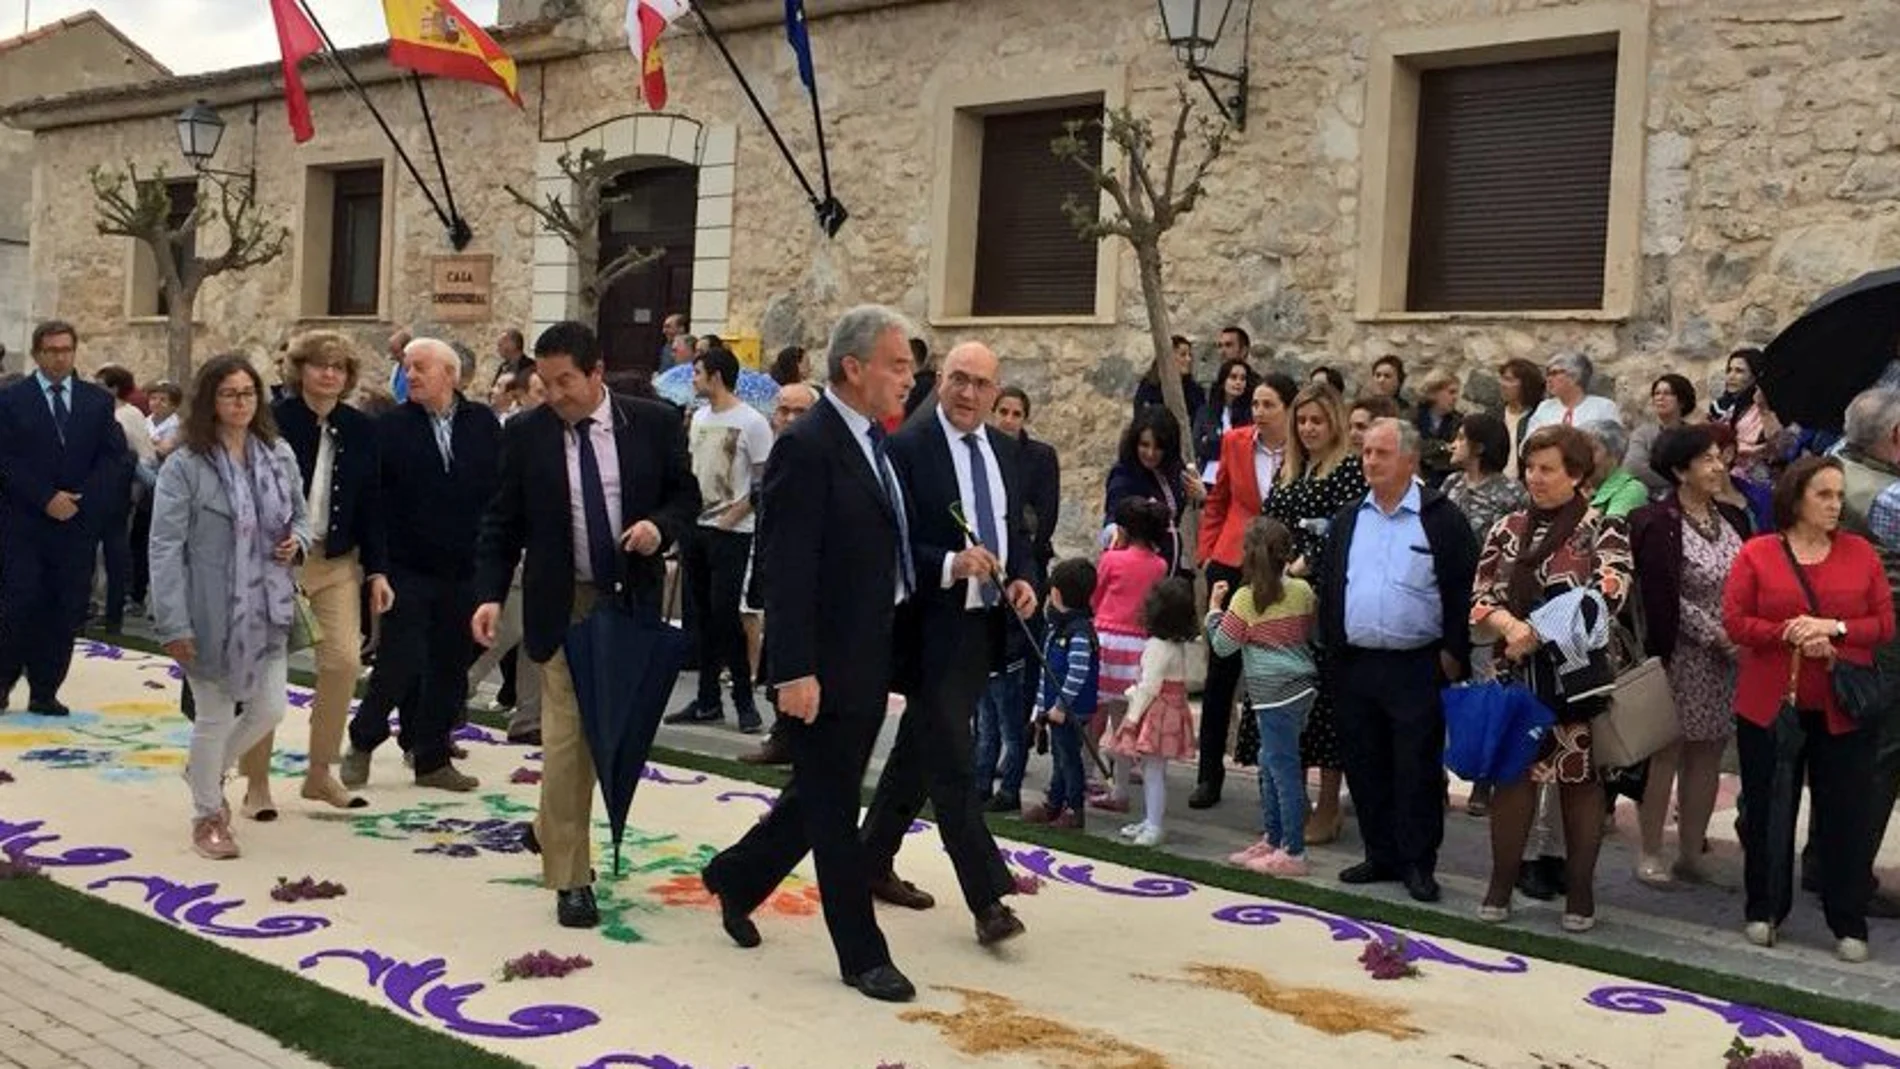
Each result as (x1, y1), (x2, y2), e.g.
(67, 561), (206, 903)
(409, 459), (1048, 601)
(68, 1046), (138, 1069)
(157, 1031), (232, 1060)
(7, 1039), (70, 1069)
(115, 1012), (185, 1039)
(31, 1027), (95, 1055)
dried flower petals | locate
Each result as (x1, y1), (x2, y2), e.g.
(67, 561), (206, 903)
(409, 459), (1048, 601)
(0, 857), (43, 880)
(510, 767), (543, 784)
(1726, 1037), (1803, 1068)
(271, 876), (347, 902)
(1357, 938), (1419, 980)
(501, 950), (594, 981)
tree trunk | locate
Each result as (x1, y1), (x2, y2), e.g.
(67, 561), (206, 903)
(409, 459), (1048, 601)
(1135, 241), (1194, 466)
(165, 280), (199, 384)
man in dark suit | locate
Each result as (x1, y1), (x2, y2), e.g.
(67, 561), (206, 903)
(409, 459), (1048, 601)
(700, 305), (919, 1003)
(473, 320), (699, 929)
(0, 320), (128, 714)
(342, 339), (500, 793)
(859, 341), (1032, 945)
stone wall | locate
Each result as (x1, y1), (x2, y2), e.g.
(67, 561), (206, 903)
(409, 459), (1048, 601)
(25, 0), (1900, 555)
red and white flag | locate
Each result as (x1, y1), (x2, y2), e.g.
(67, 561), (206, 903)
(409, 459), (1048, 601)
(268, 0), (323, 142)
(627, 0), (689, 111)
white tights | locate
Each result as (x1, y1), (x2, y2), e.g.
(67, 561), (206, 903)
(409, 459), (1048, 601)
(186, 656), (289, 821)
(1141, 756), (1168, 832)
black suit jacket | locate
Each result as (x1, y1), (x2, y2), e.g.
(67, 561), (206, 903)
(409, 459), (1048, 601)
(275, 395), (387, 576)
(886, 411), (1033, 693)
(376, 398), (502, 580)
(760, 396), (901, 716)
(475, 392), (700, 664)
(1017, 432), (1060, 583)
(0, 376), (128, 542)
(1317, 485), (1478, 677)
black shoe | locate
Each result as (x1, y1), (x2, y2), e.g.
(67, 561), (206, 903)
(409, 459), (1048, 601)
(495, 685), (517, 710)
(984, 793), (1021, 814)
(1338, 861), (1400, 885)
(974, 903), (1026, 946)
(738, 733), (793, 766)
(842, 964), (916, 1002)
(1517, 856), (1565, 902)
(25, 698), (69, 717)
(506, 728), (542, 747)
(735, 707), (764, 735)
(556, 887), (599, 929)
(663, 701), (723, 726)
(700, 867), (760, 948)
(1403, 866), (1441, 903)
(1187, 783), (1221, 810)
(522, 824), (541, 855)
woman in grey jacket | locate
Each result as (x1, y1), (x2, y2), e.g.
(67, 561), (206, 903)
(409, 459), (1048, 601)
(149, 355), (311, 860)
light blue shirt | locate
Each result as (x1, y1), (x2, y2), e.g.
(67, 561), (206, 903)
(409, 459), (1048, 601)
(1343, 481), (1443, 650)
(824, 389), (909, 604)
(34, 368), (73, 420)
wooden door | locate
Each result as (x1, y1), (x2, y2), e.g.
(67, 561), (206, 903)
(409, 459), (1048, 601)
(597, 164), (698, 374)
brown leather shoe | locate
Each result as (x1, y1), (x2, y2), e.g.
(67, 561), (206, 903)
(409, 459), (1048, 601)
(737, 732), (792, 766)
(974, 902), (1025, 946)
(869, 871), (935, 910)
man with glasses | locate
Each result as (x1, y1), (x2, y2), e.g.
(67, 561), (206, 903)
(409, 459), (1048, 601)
(0, 320), (128, 714)
(859, 341), (1034, 947)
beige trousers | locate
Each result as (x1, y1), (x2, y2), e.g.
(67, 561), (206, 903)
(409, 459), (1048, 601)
(240, 546), (364, 780)
(536, 584), (599, 890)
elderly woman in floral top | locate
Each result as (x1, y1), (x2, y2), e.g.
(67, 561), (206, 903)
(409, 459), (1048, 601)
(1469, 425), (1634, 934)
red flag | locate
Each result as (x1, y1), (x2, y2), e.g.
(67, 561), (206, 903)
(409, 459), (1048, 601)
(268, 0), (322, 143)
(628, 0), (688, 111)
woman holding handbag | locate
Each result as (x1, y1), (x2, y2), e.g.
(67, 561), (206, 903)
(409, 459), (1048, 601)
(149, 355), (312, 860)
(1469, 425), (1633, 932)
(1722, 456), (1893, 962)
(1628, 426), (1751, 887)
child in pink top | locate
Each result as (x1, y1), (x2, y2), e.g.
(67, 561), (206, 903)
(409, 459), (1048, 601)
(1090, 498), (1171, 809)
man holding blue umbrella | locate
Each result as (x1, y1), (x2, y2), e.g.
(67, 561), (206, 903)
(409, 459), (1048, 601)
(472, 321), (700, 929)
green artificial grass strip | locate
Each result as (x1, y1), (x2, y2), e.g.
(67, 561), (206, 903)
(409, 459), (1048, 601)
(0, 875), (531, 1069)
(95, 634), (1900, 1037)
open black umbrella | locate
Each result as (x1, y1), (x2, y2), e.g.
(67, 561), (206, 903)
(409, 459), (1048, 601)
(1761, 266), (1900, 431)
(563, 592), (689, 876)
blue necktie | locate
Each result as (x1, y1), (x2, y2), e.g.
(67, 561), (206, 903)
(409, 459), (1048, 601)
(867, 424), (915, 598)
(574, 417), (619, 589)
(49, 382), (68, 446)
(962, 432), (1000, 607)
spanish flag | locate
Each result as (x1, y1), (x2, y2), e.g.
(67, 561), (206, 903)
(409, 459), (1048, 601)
(383, 0), (521, 106)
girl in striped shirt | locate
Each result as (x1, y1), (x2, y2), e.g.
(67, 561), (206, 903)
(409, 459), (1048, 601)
(1210, 518), (1321, 876)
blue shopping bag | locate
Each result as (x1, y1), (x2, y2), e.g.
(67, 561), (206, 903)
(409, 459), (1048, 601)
(1443, 679), (1556, 782)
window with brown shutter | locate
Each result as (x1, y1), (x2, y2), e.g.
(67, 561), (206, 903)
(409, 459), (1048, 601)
(328, 167), (384, 317)
(971, 102), (1102, 317)
(1407, 51), (1617, 312)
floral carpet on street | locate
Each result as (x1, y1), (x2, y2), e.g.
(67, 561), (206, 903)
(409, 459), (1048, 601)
(0, 641), (1895, 1069)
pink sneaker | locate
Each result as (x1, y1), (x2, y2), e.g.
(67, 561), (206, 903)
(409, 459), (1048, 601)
(1249, 850), (1310, 877)
(1089, 794), (1130, 813)
(1227, 839), (1278, 866)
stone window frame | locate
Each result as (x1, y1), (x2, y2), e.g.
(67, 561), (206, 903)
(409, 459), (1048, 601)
(926, 69), (1126, 328)
(291, 154), (398, 323)
(1355, 3), (1649, 322)
(530, 113), (737, 345)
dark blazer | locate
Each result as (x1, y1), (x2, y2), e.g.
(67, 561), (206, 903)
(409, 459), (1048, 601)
(1629, 491), (1751, 660)
(0, 375), (128, 540)
(1017, 431), (1060, 583)
(475, 392), (699, 664)
(1192, 394), (1248, 468)
(887, 412), (1033, 691)
(1133, 374), (1206, 422)
(275, 395), (386, 576)
(759, 396), (901, 716)
(376, 397), (501, 581)
(1318, 485), (1479, 677)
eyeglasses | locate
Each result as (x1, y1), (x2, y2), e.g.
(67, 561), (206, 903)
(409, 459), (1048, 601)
(944, 371), (997, 394)
(216, 389), (258, 402)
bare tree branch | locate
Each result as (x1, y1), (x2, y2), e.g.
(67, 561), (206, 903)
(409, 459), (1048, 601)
(504, 148), (655, 321)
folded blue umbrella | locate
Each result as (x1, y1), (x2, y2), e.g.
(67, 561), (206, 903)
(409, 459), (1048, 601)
(1443, 679), (1556, 783)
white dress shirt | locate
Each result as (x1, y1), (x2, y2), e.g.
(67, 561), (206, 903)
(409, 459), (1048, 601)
(935, 406), (1009, 610)
(564, 388), (625, 582)
(308, 420), (336, 541)
(824, 389), (908, 604)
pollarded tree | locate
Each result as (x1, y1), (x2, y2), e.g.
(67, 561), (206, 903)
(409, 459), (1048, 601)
(503, 147), (662, 324)
(1053, 86), (1230, 462)
(90, 163), (291, 383)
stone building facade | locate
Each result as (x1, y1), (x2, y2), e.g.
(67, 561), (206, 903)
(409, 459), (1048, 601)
(7, 0), (1899, 552)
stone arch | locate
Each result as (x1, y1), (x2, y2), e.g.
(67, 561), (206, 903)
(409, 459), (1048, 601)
(530, 113), (738, 348)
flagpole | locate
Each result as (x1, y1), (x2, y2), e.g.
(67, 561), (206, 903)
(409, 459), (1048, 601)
(292, 0), (464, 246)
(411, 74), (473, 250)
(789, 3), (841, 233)
(684, 0), (843, 235)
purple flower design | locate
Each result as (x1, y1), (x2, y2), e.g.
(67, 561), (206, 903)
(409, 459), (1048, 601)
(1586, 987), (1900, 1068)
(0, 818), (132, 868)
(86, 875), (330, 939)
(299, 948), (600, 1039)
(1000, 847), (1194, 898)
(1211, 903), (1528, 974)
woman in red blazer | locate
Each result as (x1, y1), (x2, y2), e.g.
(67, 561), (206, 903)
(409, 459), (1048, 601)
(1191, 374), (1296, 808)
(1722, 456), (1894, 963)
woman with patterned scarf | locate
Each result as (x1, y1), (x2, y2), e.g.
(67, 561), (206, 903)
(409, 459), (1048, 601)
(150, 354), (311, 861)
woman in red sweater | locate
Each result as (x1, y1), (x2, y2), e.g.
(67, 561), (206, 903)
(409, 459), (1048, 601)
(1722, 456), (1894, 963)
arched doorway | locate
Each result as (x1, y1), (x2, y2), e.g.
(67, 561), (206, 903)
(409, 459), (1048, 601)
(597, 164), (698, 374)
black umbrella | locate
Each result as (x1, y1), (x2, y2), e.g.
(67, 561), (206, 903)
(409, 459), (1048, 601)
(563, 589), (690, 877)
(1761, 265), (1900, 431)
(1761, 651), (1807, 925)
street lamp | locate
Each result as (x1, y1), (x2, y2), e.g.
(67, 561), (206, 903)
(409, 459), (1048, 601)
(174, 99), (256, 192)
(1157, 0), (1253, 130)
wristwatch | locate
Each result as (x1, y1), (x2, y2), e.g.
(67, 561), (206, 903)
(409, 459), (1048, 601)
(1836, 620), (1849, 638)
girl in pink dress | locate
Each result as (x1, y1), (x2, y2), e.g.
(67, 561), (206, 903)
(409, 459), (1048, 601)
(1091, 499), (1172, 810)
(1104, 577), (1201, 846)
